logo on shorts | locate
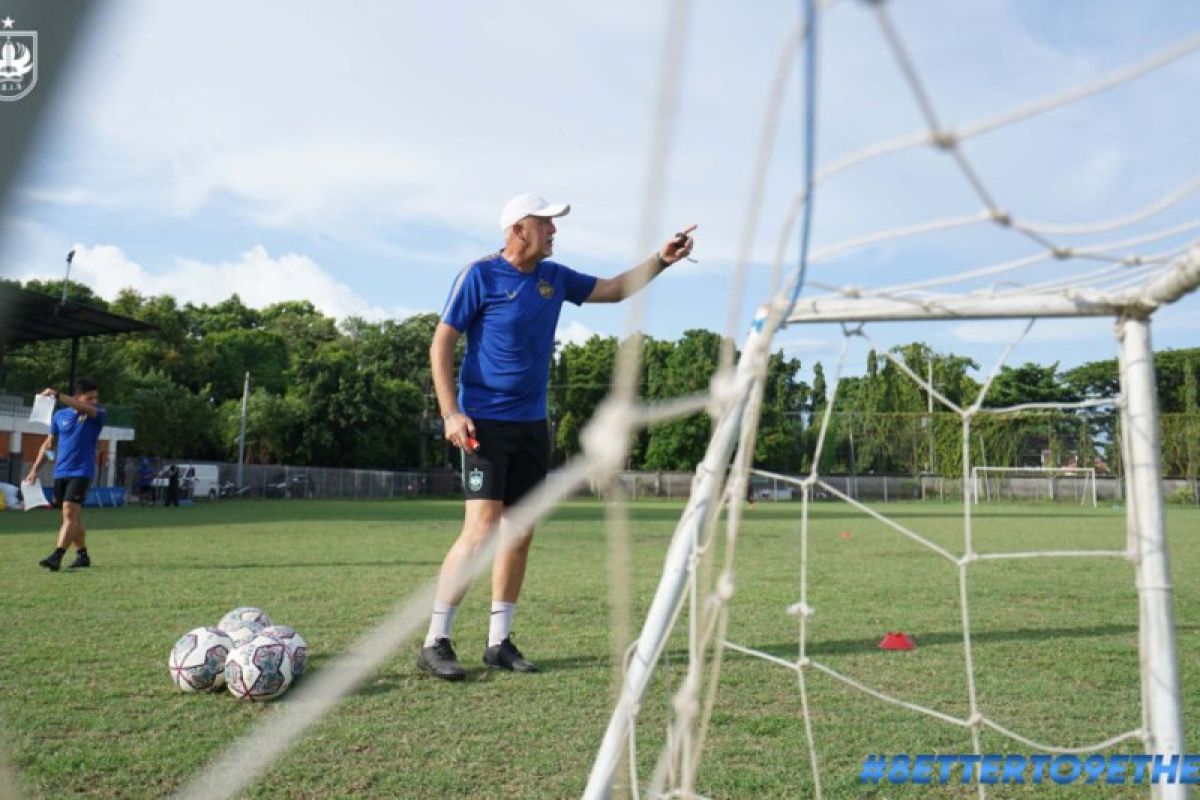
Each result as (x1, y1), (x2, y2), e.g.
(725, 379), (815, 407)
(467, 468), (484, 492)
(0, 18), (37, 103)
(537, 279), (554, 299)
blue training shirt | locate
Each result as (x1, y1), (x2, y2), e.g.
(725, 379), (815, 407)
(441, 253), (597, 421)
(51, 406), (106, 479)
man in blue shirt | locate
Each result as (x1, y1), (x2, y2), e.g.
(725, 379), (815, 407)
(419, 193), (695, 680)
(25, 380), (106, 571)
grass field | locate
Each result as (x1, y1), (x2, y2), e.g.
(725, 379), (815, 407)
(0, 498), (1196, 799)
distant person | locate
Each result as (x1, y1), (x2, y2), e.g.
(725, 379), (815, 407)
(25, 380), (105, 571)
(137, 458), (154, 505)
(166, 464), (180, 507)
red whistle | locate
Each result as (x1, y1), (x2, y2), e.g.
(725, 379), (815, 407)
(465, 437), (479, 451)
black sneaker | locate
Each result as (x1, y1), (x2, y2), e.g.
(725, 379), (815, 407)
(68, 552), (91, 569)
(39, 553), (62, 572)
(483, 636), (539, 673)
(417, 637), (466, 681)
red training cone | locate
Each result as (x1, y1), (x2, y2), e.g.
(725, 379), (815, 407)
(879, 631), (916, 651)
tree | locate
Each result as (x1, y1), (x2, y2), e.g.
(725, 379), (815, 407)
(198, 328), (289, 402)
(287, 341), (424, 467)
(255, 301), (342, 371)
(642, 330), (726, 470)
(755, 351), (807, 471)
(186, 295), (261, 338)
(552, 335), (618, 461)
(127, 371), (222, 458)
(982, 362), (1078, 407)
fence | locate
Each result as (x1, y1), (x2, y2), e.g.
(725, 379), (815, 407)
(598, 471), (1198, 505)
(122, 459), (458, 501)
(119, 458), (1198, 506)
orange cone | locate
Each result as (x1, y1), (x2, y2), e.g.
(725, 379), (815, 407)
(879, 631), (915, 651)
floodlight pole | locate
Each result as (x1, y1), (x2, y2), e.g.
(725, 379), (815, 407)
(1117, 315), (1186, 800)
(236, 372), (250, 488)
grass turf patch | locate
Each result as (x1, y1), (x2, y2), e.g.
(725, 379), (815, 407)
(0, 499), (1195, 798)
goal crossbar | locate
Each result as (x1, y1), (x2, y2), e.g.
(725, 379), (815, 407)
(785, 251), (1200, 324)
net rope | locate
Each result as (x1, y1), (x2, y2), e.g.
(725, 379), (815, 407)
(671, 320), (1145, 799)
(143, 1), (1197, 798)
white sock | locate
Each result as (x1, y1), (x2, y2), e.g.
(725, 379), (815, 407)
(488, 601), (517, 647)
(424, 601), (458, 647)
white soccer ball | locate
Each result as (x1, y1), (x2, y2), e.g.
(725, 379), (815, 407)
(217, 607), (273, 634)
(260, 625), (309, 678)
(224, 635), (293, 702)
(227, 622), (264, 648)
(169, 627), (234, 692)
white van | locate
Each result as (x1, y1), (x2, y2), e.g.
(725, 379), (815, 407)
(152, 464), (221, 500)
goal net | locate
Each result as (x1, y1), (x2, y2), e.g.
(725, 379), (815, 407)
(157, 2), (1198, 800)
(972, 466), (1098, 507)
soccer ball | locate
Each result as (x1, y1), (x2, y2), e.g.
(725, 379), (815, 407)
(217, 607), (273, 633)
(228, 622), (264, 648)
(260, 625), (309, 678)
(169, 627), (234, 692)
(225, 635), (293, 702)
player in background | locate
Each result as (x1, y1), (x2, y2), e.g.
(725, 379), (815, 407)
(420, 193), (695, 681)
(25, 380), (106, 571)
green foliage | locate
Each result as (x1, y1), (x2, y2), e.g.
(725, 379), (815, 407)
(552, 334), (618, 460)
(198, 328), (289, 402)
(126, 371), (222, 459)
(983, 362), (1076, 407)
(643, 330), (726, 470)
(4, 278), (1198, 475)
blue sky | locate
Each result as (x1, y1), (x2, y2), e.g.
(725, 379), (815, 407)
(2, 0), (1199, 385)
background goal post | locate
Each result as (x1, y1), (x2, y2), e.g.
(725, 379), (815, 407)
(971, 466), (1098, 507)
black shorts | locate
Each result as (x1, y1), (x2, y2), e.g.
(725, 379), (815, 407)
(462, 419), (549, 506)
(54, 477), (91, 506)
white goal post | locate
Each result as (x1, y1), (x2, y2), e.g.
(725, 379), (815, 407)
(584, 257), (1198, 798)
(971, 466), (1098, 507)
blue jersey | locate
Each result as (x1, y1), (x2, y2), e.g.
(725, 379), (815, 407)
(51, 406), (106, 479)
(441, 253), (597, 421)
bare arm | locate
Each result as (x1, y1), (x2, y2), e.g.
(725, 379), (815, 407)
(39, 387), (99, 418)
(25, 434), (56, 484)
(429, 322), (476, 450)
(587, 224), (697, 303)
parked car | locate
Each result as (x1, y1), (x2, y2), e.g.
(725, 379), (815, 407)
(756, 486), (795, 501)
(218, 481), (251, 499)
(152, 463), (221, 500)
(265, 473), (314, 499)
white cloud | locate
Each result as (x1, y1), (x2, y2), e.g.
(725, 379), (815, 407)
(556, 321), (599, 348)
(17, 243), (418, 323)
(7, 0), (1200, 364)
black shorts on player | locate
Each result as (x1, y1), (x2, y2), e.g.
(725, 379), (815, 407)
(461, 419), (549, 506)
(53, 476), (91, 507)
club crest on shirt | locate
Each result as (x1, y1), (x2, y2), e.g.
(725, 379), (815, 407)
(537, 279), (554, 299)
(467, 468), (484, 492)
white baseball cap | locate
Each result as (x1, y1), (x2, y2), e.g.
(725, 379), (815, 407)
(499, 193), (571, 231)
